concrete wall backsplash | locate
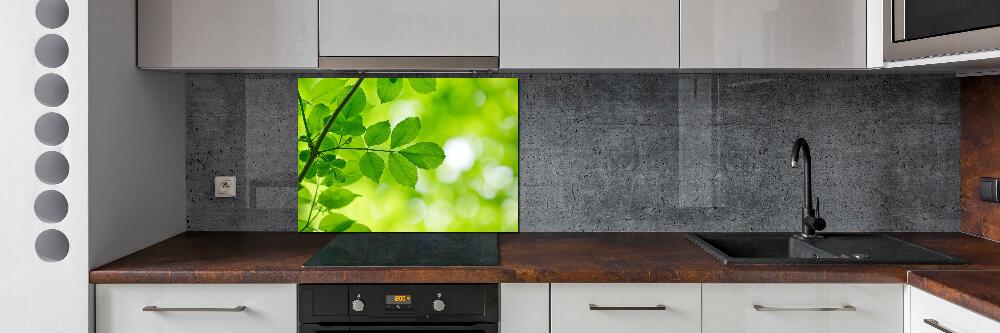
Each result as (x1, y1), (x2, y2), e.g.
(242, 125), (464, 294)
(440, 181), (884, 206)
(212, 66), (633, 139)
(186, 73), (960, 232)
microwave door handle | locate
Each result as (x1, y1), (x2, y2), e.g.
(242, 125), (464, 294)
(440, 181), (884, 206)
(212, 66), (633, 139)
(893, 0), (906, 41)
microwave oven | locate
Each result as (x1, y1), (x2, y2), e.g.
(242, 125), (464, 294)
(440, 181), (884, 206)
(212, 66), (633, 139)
(884, 0), (1000, 62)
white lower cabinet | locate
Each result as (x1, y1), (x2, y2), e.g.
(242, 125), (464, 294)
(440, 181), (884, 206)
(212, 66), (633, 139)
(500, 283), (549, 333)
(550, 283), (701, 333)
(96, 284), (297, 333)
(702, 283), (904, 333)
(910, 287), (1000, 333)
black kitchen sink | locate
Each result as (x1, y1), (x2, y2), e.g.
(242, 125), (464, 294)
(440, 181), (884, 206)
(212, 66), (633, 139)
(687, 233), (966, 265)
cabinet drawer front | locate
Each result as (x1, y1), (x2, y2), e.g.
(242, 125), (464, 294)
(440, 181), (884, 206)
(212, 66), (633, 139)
(551, 283), (701, 333)
(910, 287), (1000, 333)
(96, 284), (296, 333)
(319, 0), (499, 57)
(702, 283), (903, 333)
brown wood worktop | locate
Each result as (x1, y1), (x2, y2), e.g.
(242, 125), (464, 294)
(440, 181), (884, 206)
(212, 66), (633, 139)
(908, 270), (1000, 322)
(91, 232), (1000, 285)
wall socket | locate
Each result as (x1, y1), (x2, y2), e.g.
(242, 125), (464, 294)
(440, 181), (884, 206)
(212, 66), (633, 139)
(215, 176), (236, 198)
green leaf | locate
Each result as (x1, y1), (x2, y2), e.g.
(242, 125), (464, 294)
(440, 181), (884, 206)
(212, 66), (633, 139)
(304, 158), (330, 179)
(330, 168), (347, 183)
(298, 150), (311, 162)
(306, 103), (331, 134)
(408, 78), (437, 94)
(341, 88), (367, 119)
(398, 142), (446, 169)
(343, 222), (371, 232)
(376, 78), (403, 103)
(309, 79), (348, 105)
(390, 117), (421, 149)
(318, 188), (359, 209)
(364, 121), (391, 146)
(297, 187), (312, 202)
(298, 219), (311, 232)
(332, 115), (366, 136)
(358, 152), (384, 182)
(318, 213), (356, 232)
(387, 153), (418, 187)
(332, 158), (347, 169)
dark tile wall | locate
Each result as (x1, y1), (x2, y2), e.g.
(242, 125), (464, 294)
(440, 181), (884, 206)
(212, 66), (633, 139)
(186, 73), (960, 232)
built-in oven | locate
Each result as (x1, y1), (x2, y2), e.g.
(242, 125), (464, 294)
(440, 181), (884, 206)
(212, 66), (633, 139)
(298, 284), (498, 333)
(885, 0), (1000, 61)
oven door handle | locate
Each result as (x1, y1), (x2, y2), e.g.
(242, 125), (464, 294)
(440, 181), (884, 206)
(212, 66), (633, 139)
(347, 323), (497, 331)
(298, 323), (498, 332)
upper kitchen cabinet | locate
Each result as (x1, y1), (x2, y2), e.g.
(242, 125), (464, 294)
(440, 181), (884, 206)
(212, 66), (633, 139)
(501, 0), (680, 69)
(681, 0), (877, 69)
(318, 0), (500, 70)
(137, 0), (318, 69)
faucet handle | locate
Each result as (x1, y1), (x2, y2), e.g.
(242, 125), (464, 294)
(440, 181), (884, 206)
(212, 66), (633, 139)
(815, 196), (820, 218)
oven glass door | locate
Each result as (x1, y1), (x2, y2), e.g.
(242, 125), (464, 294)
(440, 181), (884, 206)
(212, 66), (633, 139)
(898, 0), (1000, 41)
(300, 324), (498, 333)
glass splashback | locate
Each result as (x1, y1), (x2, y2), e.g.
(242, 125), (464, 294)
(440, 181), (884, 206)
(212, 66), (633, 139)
(296, 78), (519, 232)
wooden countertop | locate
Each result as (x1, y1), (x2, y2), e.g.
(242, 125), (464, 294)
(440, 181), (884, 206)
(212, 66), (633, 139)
(91, 232), (1000, 284)
(90, 232), (1000, 321)
(908, 270), (1000, 323)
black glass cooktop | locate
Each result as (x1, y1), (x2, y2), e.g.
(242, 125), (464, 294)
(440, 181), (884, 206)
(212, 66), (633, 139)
(303, 233), (500, 267)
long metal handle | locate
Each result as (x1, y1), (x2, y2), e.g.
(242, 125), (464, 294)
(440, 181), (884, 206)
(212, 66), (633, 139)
(753, 304), (856, 312)
(589, 304), (667, 311)
(142, 306), (247, 312)
(923, 319), (955, 333)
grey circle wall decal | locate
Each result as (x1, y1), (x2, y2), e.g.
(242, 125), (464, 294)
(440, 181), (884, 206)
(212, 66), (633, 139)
(35, 151), (69, 185)
(36, 0), (70, 29)
(35, 229), (69, 262)
(34, 190), (68, 223)
(34, 73), (69, 107)
(35, 112), (69, 146)
(35, 34), (69, 68)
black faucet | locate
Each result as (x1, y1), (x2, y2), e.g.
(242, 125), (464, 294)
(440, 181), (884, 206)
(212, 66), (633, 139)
(791, 138), (826, 238)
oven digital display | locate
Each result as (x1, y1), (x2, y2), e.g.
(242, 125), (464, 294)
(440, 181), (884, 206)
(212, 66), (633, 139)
(386, 295), (412, 305)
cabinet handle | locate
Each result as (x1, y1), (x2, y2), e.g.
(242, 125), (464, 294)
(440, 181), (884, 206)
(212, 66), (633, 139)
(142, 306), (247, 312)
(753, 304), (856, 312)
(588, 304), (667, 311)
(923, 319), (955, 333)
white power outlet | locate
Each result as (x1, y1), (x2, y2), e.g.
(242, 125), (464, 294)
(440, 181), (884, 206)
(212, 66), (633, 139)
(215, 176), (236, 198)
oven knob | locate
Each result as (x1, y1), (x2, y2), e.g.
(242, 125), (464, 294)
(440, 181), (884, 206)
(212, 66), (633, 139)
(351, 299), (365, 312)
(432, 299), (446, 312)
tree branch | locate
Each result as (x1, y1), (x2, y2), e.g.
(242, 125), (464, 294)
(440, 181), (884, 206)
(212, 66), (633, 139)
(298, 96), (312, 143)
(297, 78), (365, 183)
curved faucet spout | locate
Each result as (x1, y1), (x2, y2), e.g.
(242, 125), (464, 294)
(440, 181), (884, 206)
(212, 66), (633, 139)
(791, 138), (813, 208)
(791, 138), (824, 237)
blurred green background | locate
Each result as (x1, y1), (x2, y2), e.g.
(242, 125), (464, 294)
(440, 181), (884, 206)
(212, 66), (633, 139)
(297, 78), (519, 232)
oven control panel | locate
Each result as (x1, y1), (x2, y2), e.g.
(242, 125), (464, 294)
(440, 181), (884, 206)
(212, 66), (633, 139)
(385, 294), (414, 311)
(298, 284), (498, 323)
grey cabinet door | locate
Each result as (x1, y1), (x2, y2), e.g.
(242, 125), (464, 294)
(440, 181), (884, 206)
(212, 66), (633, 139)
(138, 0), (318, 69)
(319, 0), (499, 57)
(501, 0), (680, 69)
(681, 0), (869, 69)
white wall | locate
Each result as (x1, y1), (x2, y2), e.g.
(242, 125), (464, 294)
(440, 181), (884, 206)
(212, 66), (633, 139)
(88, 0), (186, 270)
(0, 0), (90, 331)
(0, 0), (185, 331)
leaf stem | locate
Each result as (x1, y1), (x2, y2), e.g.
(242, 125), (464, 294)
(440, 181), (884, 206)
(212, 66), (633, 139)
(321, 147), (395, 154)
(301, 176), (322, 232)
(297, 78), (365, 183)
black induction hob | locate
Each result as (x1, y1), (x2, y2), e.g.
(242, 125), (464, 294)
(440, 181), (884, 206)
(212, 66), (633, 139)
(303, 233), (500, 267)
